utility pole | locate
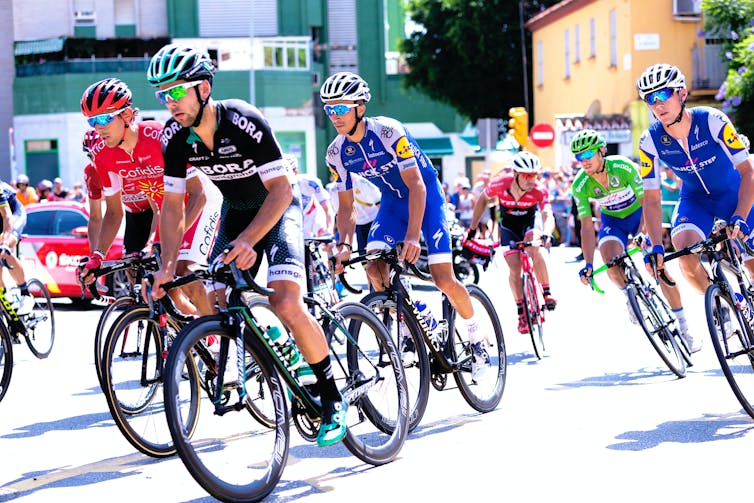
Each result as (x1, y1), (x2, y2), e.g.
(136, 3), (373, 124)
(518, 1), (530, 114)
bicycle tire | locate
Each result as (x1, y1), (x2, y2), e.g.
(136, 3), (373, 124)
(705, 284), (754, 418)
(0, 321), (14, 403)
(334, 301), (408, 465)
(102, 305), (201, 458)
(451, 284), (507, 412)
(163, 315), (288, 503)
(521, 272), (544, 359)
(361, 291), (430, 432)
(23, 278), (55, 359)
(453, 254), (480, 285)
(627, 284), (686, 378)
(95, 295), (139, 387)
(650, 289), (693, 367)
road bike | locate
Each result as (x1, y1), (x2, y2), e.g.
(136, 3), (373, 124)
(161, 255), (408, 502)
(663, 220), (754, 416)
(344, 247), (506, 432)
(415, 219), (485, 284)
(590, 239), (689, 378)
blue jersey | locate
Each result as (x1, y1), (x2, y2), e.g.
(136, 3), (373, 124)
(0, 182), (19, 212)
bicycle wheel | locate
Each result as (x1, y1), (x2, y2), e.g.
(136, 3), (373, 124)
(705, 284), (754, 418)
(649, 288), (693, 367)
(102, 305), (200, 457)
(627, 284), (686, 378)
(521, 272), (544, 359)
(361, 291), (430, 432)
(450, 284), (507, 412)
(95, 295), (139, 387)
(0, 322), (14, 403)
(453, 254), (480, 285)
(23, 278), (55, 359)
(164, 315), (288, 503)
(328, 301), (408, 465)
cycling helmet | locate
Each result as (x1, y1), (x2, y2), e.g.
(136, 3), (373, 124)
(80, 78), (132, 117)
(636, 63), (686, 100)
(282, 153), (299, 172)
(320, 72), (371, 103)
(147, 43), (216, 87)
(16, 174), (29, 185)
(512, 151), (541, 173)
(82, 130), (100, 154)
(37, 179), (53, 191)
(570, 129), (607, 154)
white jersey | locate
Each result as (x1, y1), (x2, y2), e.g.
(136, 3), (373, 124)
(297, 173), (330, 238)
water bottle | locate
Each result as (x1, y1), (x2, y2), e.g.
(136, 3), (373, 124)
(735, 293), (754, 326)
(266, 326), (303, 370)
(414, 300), (438, 334)
(296, 364), (318, 387)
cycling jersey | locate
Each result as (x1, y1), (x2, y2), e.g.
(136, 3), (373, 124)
(326, 116), (451, 261)
(297, 173), (330, 238)
(484, 174), (551, 236)
(83, 163), (103, 200)
(571, 156), (643, 219)
(0, 182), (26, 239)
(161, 99), (304, 283)
(640, 106), (753, 239)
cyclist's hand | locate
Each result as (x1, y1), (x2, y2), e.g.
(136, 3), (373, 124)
(399, 236), (421, 264)
(78, 251), (104, 285)
(332, 244), (351, 274)
(730, 215), (750, 241)
(144, 269), (171, 302)
(223, 238), (257, 270)
(0, 244), (12, 256)
(578, 263), (593, 286)
(643, 244), (665, 276)
(542, 234), (553, 249)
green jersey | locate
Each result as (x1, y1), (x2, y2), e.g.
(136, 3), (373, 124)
(571, 155), (644, 219)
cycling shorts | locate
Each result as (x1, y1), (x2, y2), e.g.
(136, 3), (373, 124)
(672, 192), (754, 249)
(598, 208), (642, 249)
(124, 209), (153, 254)
(0, 203), (26, 242)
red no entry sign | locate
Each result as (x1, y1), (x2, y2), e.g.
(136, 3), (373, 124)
(529, 123), (555, 148)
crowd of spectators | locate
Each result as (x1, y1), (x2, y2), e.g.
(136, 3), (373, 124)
(9, 175), (87, 206)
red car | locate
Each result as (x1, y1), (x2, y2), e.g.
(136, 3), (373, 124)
(20, 201), (126, 304)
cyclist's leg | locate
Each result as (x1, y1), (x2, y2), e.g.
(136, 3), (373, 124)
(670, 198), (715, 294)
(364, 198), (402, 291)
(523, 227), (556, 309)
(597, 213), (634, 289)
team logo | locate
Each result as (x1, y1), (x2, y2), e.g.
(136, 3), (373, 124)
(328, 164), (340, 182)
(638, 150), (653, 178)
(593, 187), (603, 196)
(345, 145), (356, 156)
(327, 145), (339, 157)
(381, 126), (394, 139)
(722, 122), (746, 151)
(45, 251), (58, 269)
(609, 175), (620, 188)
(660, 135), (672, 146)
(218, 146), (237, 155)
(395, 136), (414, 159)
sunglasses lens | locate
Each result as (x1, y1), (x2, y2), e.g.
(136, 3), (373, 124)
(87, 114), (115, 128)
(324, 104), (355, 116)
(575, 149), (597, 161)
(156, 84), (190, 105)
(646, 88), (673, 104)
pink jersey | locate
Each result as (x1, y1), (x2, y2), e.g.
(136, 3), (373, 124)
(83, 163), (103, 200)
(484, 174), (551, 216)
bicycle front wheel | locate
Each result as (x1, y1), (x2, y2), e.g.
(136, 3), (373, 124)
(102, 305), (200, 458)
(705, 284), (754, 418)
(23, 278), (55, 359)
(0, 321), (14, 403)
(164, 315), (288, 503)
(627, 284), (686, 378)
(95, 295), (139, 387)
(451, 284), (507, 412)
(521, 272), (544, 359)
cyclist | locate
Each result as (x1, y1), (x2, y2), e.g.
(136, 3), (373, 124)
(82, 130), (105, 253)
(79, 77), (221, 315)
(322, 71), (491, 378)
(637, 63), (754, 307)
(145, 43), (347, 448)
(469, 150), (557, 334)
(570, 129), (699, 352)
(286, 154), (334, 237)
(0, 181), (34, 316)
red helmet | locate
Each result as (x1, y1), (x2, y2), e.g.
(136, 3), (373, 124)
(80, 78), (132, 117)
(82, 130), (100, 154)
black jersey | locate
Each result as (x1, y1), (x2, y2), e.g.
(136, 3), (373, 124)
(161, 99), (289, 209)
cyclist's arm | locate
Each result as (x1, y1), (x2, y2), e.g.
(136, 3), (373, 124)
(399, 166), (426, 245)
(579, 215), (597, 265)
(336, 189), (356, 247)
(157, 191), (185, 277)
(146, 197), (159, 250)
(87, 196), (103, 253)
(734, 157), (754, 220)
(642, 188), (664, 254)
(541, 207), (555, 237)
(0, 203), (12, 245)
(183, 175), (206, 231)
(93, 192), (125, 255)
(320, 199), (335, 234)
(469, 191), (491, 231)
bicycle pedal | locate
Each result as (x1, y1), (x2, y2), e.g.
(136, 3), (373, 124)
(11, 334), (21, 345)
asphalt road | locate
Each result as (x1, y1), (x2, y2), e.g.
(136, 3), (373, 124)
(1, 246), (753, 503)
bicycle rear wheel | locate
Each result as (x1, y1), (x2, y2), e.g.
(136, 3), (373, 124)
(0, 322), (13, 403)
(102, 305), (200, 457)
(522, 272), (544, 359)
(451, 284), (507, 412)
(164, 315), (288, 503)
(627, 284), (686, 378)
(95, 295), (139, 387)
(361, 291), (430, 432)
(331, 301), (408, 465)
(705, 284), (754, 418)
(23, 278), (55, 359)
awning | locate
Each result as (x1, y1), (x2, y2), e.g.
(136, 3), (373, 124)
(415, 137), (454, 156)
(14, 37), (65, 56)
(460, 135), (519, 152)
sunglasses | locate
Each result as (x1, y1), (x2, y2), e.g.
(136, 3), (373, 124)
(644, 88), (674, 105)
(323, 103), (359, 116)
(575, 148), (600, 162)
(155, 80), (202, 105)
(87, 108), (126, 128)
(518, 172), (538, 180)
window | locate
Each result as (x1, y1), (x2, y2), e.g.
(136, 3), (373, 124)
(574, 24), (580, 62)
(564, 29), (571, 78)
(589, 18), (596, 58)
(537, 40), (544, 86)
(259, 37), (310, 70)
(609, 9), (617, 67)
(56, 211), (87, 235)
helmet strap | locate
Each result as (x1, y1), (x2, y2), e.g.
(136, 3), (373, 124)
(191, 85), (209, 128)
(515, 174), (526, 191)
(346, 108), (363, 137)
(665, 101), (686, 128)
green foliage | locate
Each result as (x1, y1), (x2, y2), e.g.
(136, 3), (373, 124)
(399, 0), (559, 122)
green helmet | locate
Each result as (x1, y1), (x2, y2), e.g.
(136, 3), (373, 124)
(570, 129), (606, 154)
(147, 43), (215, 87)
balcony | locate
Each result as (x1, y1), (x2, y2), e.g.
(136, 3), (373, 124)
(691, 41), (727, 90)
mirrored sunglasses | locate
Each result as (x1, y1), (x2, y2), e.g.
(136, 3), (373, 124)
(575, 148), (599, 162)
(87, 108), (126, 128)
(518, 172), (538, 179)
(323, 103), (359, 116)
(155, 80), (202, 105)
(644, 88), (674, 105)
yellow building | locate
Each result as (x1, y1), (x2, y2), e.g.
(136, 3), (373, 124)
(525, 0), (724, 172)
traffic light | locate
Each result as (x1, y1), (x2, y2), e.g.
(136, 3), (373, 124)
(508, 107), (529, 147)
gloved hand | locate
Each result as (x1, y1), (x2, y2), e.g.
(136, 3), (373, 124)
(578, 263), (593, 285)
(731, 215), (750, 238)
(0, 244), (12, 256)
(643, 244), (665, 265)
(83, 250), (105, 271)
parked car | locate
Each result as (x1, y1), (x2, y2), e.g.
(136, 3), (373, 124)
(19, 201), (127, 304)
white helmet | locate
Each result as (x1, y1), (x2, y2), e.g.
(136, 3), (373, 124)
(636, 63), (686, 100)
(320, 72), (371, 103)
(512, 151), (541, 174)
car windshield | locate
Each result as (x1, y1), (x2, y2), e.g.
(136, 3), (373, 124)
(25, 209), (87, 236)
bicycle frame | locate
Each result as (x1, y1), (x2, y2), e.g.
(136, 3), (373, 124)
(509, 241), (546, 323)
(0, 289), (30, 337)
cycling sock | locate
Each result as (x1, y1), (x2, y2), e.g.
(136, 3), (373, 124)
(465, 318), (482, 344)
(672, 307), (689, 332)
(18, 283), (29, 296)
(542, 284), (551, 296)
(310, 357), (342, 402)
(516, 301), (523, 315)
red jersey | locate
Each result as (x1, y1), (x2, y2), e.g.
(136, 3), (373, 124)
(92, 121), (165, 213)
(84, 163), (104, 200)
(484, 174), (551, 226)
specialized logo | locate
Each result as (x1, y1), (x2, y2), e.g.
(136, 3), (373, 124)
(638, 150), (654, 178)
(395, 137), (414, 159)
(722, 122), (745, 151)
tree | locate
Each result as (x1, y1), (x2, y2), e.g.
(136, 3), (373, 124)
(702, 0), (754, 138)
(400, 0), (560, 123)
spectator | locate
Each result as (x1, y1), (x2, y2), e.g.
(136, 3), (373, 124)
(15, 174), (38, 206)
(456, 183), (475, 229)
(36, 179), (53, 202)
(69, 181), (87, 203)
(51, 177), (68, 200)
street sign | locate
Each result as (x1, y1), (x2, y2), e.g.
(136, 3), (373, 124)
(529, 123), (555, 148)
